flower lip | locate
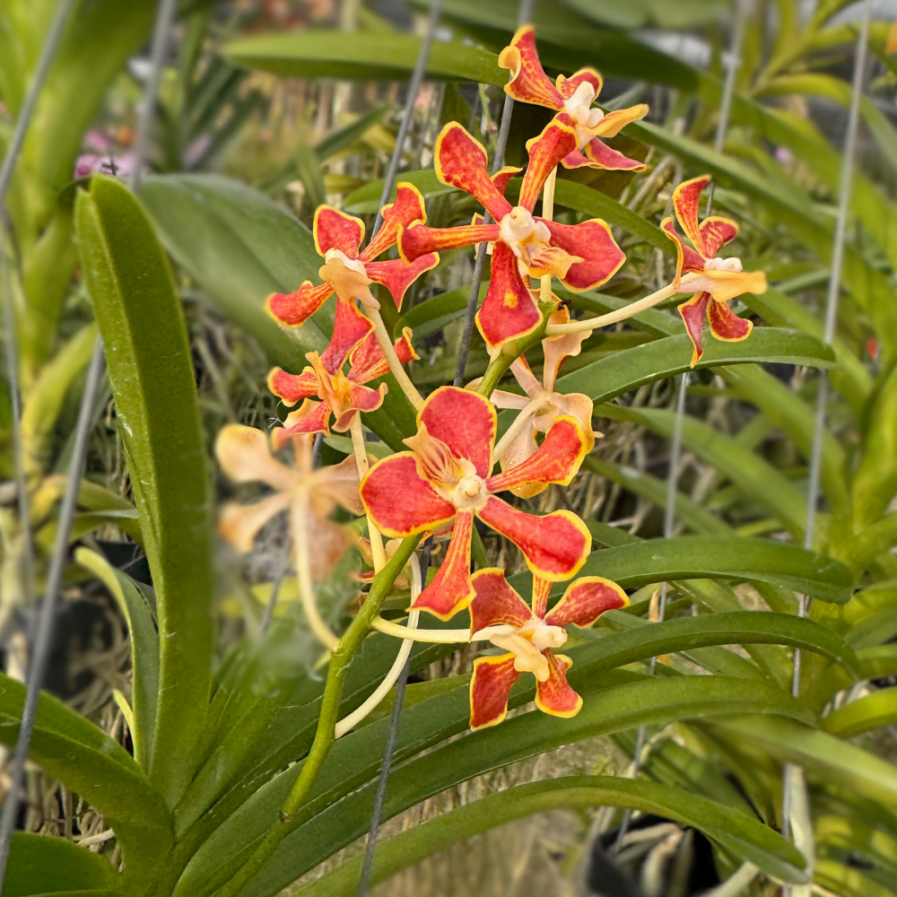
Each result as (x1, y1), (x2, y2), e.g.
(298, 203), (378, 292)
(704, 256), (743, 272)
(499, 207), (552, 258)
(563, 82), (604, 145)
(323, 248), (368, 275)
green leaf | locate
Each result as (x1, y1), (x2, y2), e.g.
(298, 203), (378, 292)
(75, 176), (214, 807)
(296, 776), (805, 897)
(4, 832), (120, 897)
(816, 859), (897, 897)
(566, 537), (854, 605)
(0, 672), (172, 880)
(221, 31), (503, 84)
(293, 142), (325, 212)
(824, 688), (897, 739)
(343, 170), (446, 214)
(75, 547), (158, 770)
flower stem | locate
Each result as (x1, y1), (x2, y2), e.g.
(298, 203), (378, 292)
(212, 533), (422, 897)
(291, 494), (340, 652)
(477, 303), (553, 399)
(350, 414), (386, 572)
(492, 396), (546, 464)
(370, 307), (425, 412)
(539, 167), (557, 305)
(545, 274), (698, 335)
(371, 615), (472, 644)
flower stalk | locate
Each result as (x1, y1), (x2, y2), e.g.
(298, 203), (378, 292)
(350, 414), (386, 572)
(369, 307), (425, 411)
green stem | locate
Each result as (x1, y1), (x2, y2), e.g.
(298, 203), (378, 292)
(212, 532), (423, 897)
(476, 304), (552, 400)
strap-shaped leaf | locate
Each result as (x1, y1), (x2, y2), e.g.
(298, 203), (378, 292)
(824, 687), (897, 739)
(0, 672), (172, 878)
(75, 176), (213, 806)
(293, 777), (806, 896)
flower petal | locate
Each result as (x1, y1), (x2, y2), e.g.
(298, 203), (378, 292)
(419, 386), (497, 479)
(313, 453), (364, 516)
(399, 222), (499, 262)
(267, 281), (334, 327)
(545, 576), (629, 628)
(592, 104), (649, 139)
(492, 166), (523, 196)
(314, 206), (364, 258)
(582, 137), (646, 172)
(699, 216), (739, 258)
(672, 175), (711, 255)
(365, 252), (440, 310)
(476, 242), (542, 353)
(509, 355), (543, 398)
(708, 299), (754, 344)
(677, 292), (711, 368)
(496, 422), (541, 499)
(542, 307), (589, 392)
(216, 424), (294, 489)
(361, 182), (428, 261)
(661, 217), (706, 283)
(349, 326), (418, 384)
(497, 25), (564, 110)
(535, 651), (581, 717)
(519, 114), (578, 211)
(489, 386), (534, 411)
(470, 654), (520, 730)
(556, 68), (603, 100)
(219, 493), (291, 553)
(331, 383), (386, 432)
(319, 299), (374, 374)
(268, 367), (319, 407)
(411, 510), (474, 620)
(486, 416), (589, 495)
(477, 497), (591, 581)
(469, 568), (533, 633)
(434, 123), (512, 221)
(361, 452), (456, 537)
(272, 400), (332, 449)
(546, 219), (626, 292)
(559, 147), (596, 170)
(686, 268), (768, 304)
(308, 519), (351, 582)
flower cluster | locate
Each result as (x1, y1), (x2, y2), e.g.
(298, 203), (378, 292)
(215, 25), (769, 732)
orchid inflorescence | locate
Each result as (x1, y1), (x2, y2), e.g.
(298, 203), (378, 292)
(214, 26), (768, 732)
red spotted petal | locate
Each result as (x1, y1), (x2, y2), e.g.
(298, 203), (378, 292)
(434, 123), (512, 221)
(661, 217), (706, 283)
(556, 68), (603, 100)
(519, 114), (578, 212)
(267, 281), (333, 327)
(546, 219), (625, 292)
(672, 175), (712, 255)
(469, 568), (533, 633)
(485, 416), (588, 495)
(497, 25), (564, 111)
(411, 510), (474, 620)
(314, 206), (364, 258)
(493, 166), (522, 197)
(361, 452), (456, 537)
(699, 216), (739, 258)
(361, 182), (428, 262)
(271, 399), (332, 449)
(470, 654), (520, 730)
(419, 387), (497, 479)
(476, 242), (542, 353)
(477, 498), (591, 581)
(560, 148), (595, 170)
(708, 299), (753, 344)
(400, 222), (499, 263)
(268, 367), (319, 407)
(592, 104), (649, 139)
(349, 326), (418, 384)
(331, 383), (385, 432)
(535, 651), (581, 717)
(678, 292), (711, 368)
(366, 252), (439, 310)
(582, 138), (646, 172)
(320, 299), (373, 374)
(545, 576), (629, 628)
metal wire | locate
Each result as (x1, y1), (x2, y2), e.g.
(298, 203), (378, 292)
(453, 0), (535, 387)
(0, 0), (178, 883)
(782, 0), (872, 843)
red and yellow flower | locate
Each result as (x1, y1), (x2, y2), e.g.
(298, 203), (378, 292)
(215, 425), (363, 580)
(360, 386), (593, 620)
(661, 175), (768, 366)
(268, 324), (417, 446)
(267, 182), (438, 335)
(399, 119), (625, 353)
(468, 569), (628, 729)
(498, 25), (649, 172)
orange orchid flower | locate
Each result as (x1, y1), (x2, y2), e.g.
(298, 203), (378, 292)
(498, 25), (649, 172)
(661, 175), (768, 367)
(267, 182), (438, 332)
(360, 386), (592, 621)
(487, 306), (595, 497)
(468, 569), (628, 729)
(399, 119), (625, 353)
(215, 425), (363, 581)
(268, 323), (418, 446)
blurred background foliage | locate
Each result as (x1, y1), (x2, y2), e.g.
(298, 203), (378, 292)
(3, 1), (897, 895)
